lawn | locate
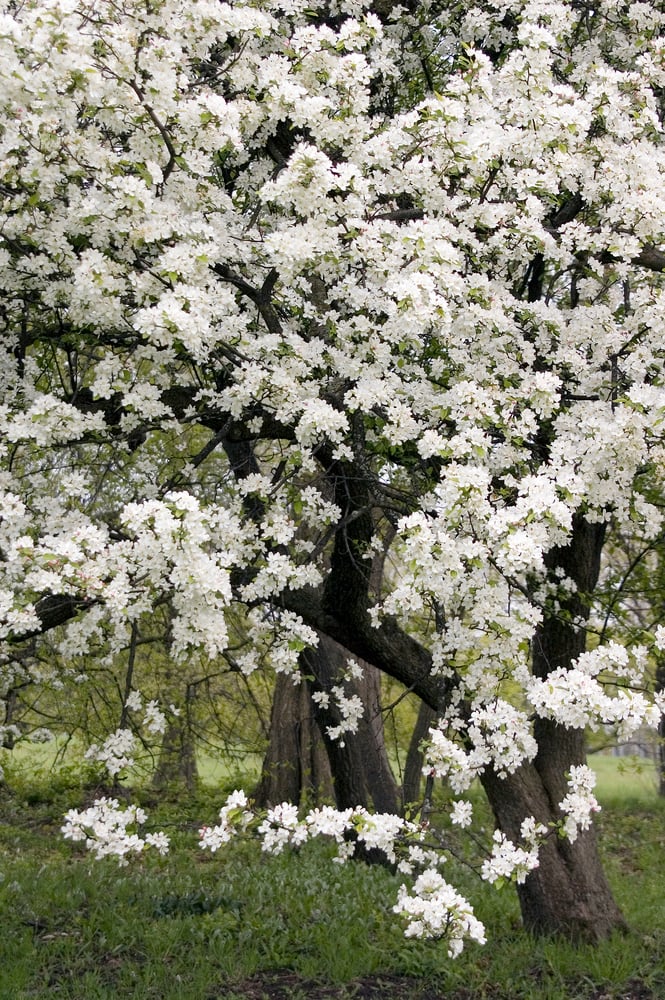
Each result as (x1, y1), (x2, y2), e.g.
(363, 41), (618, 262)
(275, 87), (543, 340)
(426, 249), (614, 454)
(589, 753), (659, 803)
(0, 754), (663, 999)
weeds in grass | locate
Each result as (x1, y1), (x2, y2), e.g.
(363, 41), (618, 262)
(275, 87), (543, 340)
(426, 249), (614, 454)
(0, 762), (663, 999)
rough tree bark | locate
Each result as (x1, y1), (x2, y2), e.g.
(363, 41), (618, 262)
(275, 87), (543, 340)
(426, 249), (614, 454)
(255, 633), (399, 812)
(285, 454), (627, 941)
(254, 671), (334, 807)
(304, 634), (400, 813)
(481, 516), (626, 939)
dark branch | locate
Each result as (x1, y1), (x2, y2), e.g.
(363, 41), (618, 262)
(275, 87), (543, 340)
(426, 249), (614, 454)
(281, 584), (448, 711)
(7, 593), (96, 644)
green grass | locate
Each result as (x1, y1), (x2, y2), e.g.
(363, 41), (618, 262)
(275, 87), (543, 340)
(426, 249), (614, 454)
(6, 736), (654, 798)
(589, 753), (658, 804)
(195, 749), (263, 788)
(2, 739), (263, 796)
(0, 757), (663, 999)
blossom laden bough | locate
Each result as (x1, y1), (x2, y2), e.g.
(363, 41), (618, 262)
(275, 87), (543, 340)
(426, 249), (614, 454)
(393, 870), (487, 957)
(62, 798), (170, 864)
(59, 788), (531, 954)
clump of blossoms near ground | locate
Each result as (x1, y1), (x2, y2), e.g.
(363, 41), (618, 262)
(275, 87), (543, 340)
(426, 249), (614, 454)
(2, 0), (665, 955)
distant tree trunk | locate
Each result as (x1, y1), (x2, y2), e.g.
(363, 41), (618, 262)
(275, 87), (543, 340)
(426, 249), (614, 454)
(482, 516), (626, 940)
(254, 671), (334, 807)
(402, 700), (437, 809)
(1, 687), (18, 750)
(152, 717), (198, 793)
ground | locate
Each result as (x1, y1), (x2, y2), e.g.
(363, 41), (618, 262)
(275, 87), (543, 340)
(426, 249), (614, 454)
(221, 972), (660, 1000)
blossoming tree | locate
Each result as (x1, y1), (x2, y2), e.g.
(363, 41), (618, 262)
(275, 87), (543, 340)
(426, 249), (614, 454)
(2, 0), (665, 950)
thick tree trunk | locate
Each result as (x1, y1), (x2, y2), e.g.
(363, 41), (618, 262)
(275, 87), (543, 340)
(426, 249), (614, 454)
(283, 458), (624, 940)
(254, 636), (399, 812)
(255, 635), (399, 813)
(481, 759), (625, 940)
(481, 515), (626, 939)
(1, 687), (18, 750)
(254, 671), (334, 807)
(304, 634), (399, 813)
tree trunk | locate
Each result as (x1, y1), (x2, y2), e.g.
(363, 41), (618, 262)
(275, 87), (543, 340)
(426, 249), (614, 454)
(152, 717), (198, 793)
(482, 515), (626, 939)
(402, 700), (437, 809)
(305, 634), (400, 813)
(254, 671), (334, 807)
(481, 759), (625, 940)
(1, 687), (18, 750)
(256, 634), (399, 812)
(656, 658), (665, 797)
(284, 458), (624, 940)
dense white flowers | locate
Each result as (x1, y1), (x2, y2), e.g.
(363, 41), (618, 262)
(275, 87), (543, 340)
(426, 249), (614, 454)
(314, 682), (365, 744)
(125, 690), (142, 713)
(654, 626), (665, 652)
(480, 831), (541, 886)
(558, 766), (601, 843)
(85, 729), (136, 778)
(199, 790), (254, 853)
(393, 871), (487, 956)
(62, 799), (169, 864)
(527, 644), (663, 738)
(258, 802), (309, 854)
(449, 800), (473, 828)
(143, 700), (167, 736)
(466, 702), (538, 777)
(425, 730), (478, 794)
(1, 0), (664, 958)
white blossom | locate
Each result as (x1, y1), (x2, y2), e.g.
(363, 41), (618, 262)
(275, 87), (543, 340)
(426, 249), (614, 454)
(125, 690), (142, 712)
(61, 799), (168, 865)
(85, 729), (136, 778)
(558, 765), (601, 843)
(393, 870), (487, 956)
(450, 800), (473, 828)
(480, 830), (541, 886)
(143, 700), (167, 736)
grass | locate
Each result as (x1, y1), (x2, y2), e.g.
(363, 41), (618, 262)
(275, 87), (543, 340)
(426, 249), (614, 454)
(3, 738), (264, 793)
(589, 753), (658, 804)
(0, 757), (663, 999)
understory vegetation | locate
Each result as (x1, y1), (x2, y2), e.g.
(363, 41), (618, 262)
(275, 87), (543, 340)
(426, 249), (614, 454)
(1, 756), (663, 1000)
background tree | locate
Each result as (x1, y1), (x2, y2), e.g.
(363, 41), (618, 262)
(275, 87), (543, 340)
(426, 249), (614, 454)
(595, 508), (665, 795)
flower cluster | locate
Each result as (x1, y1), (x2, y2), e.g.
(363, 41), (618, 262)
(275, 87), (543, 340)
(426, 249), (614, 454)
(527, 645), (663, 739)
(198, 790), (254, 853)
(62, 799), (169, 864)
(393, 870), (487, 956)
(312, 682), (365, 744)
(480, 830), (542, 886)
(84, 729), (136, 778)
(558, 766), (601, 843)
